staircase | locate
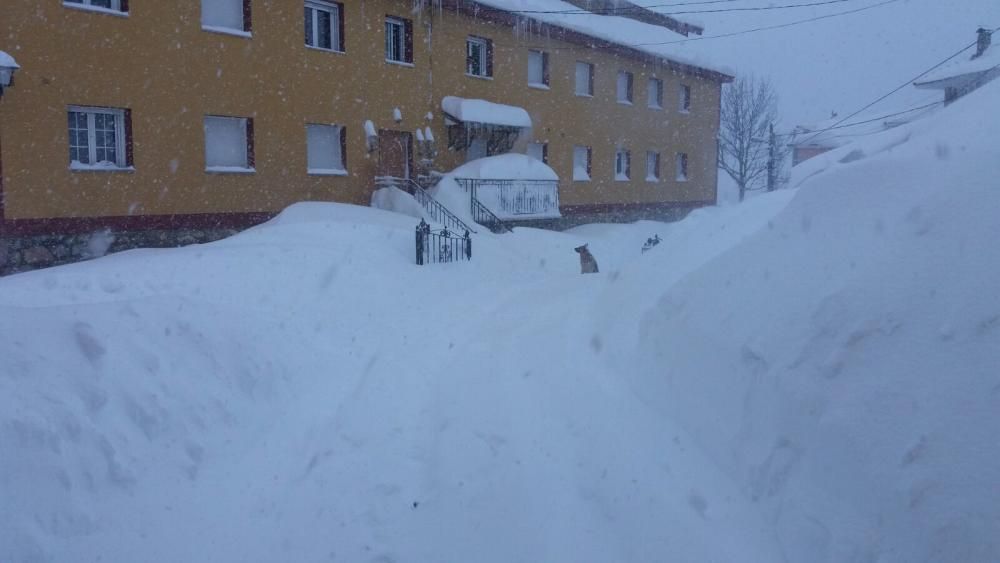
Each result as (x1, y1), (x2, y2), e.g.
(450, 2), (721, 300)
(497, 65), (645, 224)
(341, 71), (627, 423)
(377, 176), (476, 235)
(376, 175), (513, 235)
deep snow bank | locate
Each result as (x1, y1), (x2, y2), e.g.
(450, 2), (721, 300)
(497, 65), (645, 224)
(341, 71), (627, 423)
(626, 79), (1000, 561)
(0, 201), (786, 562)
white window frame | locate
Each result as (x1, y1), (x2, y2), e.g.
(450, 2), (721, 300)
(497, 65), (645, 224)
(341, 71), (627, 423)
(306, 123), (347, 175)
(67, 106), (128, 170)
(385, 17), (406, 63)
(305, 1), (342, 52)
(614, 148), (630, 181)
(528, 49), (548, 89)
(63, 0), (127, 15)
(575, 61), (593, 97)
(201, 0), (249, 36)
(466, 36), (489, 77)
(204, 115), (252, 173)
(573, 145), (591, 181)
(676, 152), (689, 181)
(617, 71), (633, 105)
(646, 151), (660, 182)
(679, 84), (692, 113)
(648, 78), (663, 109)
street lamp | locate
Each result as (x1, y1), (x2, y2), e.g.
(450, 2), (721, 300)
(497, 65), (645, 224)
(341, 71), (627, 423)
(0, 51), (20, 97)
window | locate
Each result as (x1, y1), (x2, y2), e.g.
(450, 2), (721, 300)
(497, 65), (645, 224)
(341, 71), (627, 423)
(528, 50), (549, 88)
(676, 152), (689, 181)
(646, 151), (660, 182)
(202, 0), (251, 35)
(385, 16), (412, 64)
(617, 71), (633, 105)
(467, 138), (487, 161)
(679, 84), (691, 113)
(466, 36), (493, 78)
(306, 124), (347, 175)
(648, 78), (663, 109)
(63, 0), (128, 14)
(204, 115), (253, 172)
(573, 146), (591, 181)
(575, 62), (594, 97)
(527, 141), (548, 163)
(305, 1), (343, 52)
(615, 148), (631, 181)
(68, 106), (131, 169)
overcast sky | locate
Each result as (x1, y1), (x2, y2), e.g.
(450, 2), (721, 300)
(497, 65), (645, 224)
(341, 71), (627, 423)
(665, 0), (1000, 129)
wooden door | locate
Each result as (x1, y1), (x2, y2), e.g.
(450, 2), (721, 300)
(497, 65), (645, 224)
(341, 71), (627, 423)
(377, 130), (413, 181)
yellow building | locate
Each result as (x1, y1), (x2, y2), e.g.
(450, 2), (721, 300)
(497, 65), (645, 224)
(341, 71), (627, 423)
(0, 0), (731, 272)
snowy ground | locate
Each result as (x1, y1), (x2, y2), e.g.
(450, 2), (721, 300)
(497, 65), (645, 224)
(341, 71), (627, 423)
(3, 81), (999, 563)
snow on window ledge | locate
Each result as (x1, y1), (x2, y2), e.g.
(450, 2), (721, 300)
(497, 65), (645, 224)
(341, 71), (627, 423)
(572, 168), (590, 182)
(62, 2), (129, 17)
(678, 109), (691, 115)
(575, 92), (594, 98)
(306, 45), (346, 55)
(385, 59), (415, 68)
(614, 173), (630, 182)
(465, 73), (494, 81)
(648, 104), (663, 110)
(308, 168), (348, 176)
(617, 100), (633, 106)
(645, 175), (659, 183)
(528, 83), (550, 91)
(676, 175), (689, 182)
(69, 161), (134, 172)
(202, 25), (252, 39)
(206, 166), (256, 174)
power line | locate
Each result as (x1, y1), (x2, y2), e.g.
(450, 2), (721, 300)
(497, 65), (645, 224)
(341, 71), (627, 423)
(631, 0), (898, 46)
(798, 27), (998, 145)
(513, 0), (740, 15)
(781, 101), (943, 139)
(495, 0), (898, 51)
(508, 0), (857, 16)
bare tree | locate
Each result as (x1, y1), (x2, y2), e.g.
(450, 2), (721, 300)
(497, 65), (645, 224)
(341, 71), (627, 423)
(718, 75), (786, 201)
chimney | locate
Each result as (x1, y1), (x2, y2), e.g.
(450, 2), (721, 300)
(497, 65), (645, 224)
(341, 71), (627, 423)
(974, 27), (992, 59)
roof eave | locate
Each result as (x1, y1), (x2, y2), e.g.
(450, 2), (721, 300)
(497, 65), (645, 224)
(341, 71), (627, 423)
(914, 69), (994, 89)
(438, 0), (732, 83)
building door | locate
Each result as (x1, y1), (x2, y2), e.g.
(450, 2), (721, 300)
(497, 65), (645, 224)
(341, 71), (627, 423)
(377, 130), (413, 181)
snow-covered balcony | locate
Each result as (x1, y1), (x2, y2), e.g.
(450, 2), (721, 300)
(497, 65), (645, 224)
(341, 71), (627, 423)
(450, 154), (561, 221)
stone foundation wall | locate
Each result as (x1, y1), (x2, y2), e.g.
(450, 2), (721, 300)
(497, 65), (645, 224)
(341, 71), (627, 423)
(0, 227), (238, 276)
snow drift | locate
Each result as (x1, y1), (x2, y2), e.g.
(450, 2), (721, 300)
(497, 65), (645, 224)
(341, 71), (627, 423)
(2, 71), (998, 563)
(621, 78), (1000, 561)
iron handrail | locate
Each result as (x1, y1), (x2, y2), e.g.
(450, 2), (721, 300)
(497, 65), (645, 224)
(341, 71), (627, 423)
(403, 178), (477, 235)
(454, 177), (558, 223)
(471, 198), (513, 234)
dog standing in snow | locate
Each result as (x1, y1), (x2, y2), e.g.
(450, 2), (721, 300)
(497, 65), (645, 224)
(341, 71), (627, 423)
(574, 244), (599, 274)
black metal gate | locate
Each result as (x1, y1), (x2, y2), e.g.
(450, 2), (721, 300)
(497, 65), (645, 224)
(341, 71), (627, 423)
(415, 219), (472, 265)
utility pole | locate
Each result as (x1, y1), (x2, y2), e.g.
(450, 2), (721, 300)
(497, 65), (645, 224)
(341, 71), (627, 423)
(766, 123), (776, 192)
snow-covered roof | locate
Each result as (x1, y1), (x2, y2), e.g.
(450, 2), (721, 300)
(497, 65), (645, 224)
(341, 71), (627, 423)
(791, 114), (906, 150)
(915, 43), (1000, 89)
(0, 50), (20, 69)
(463, 0), (732, 80)
(449, 153), (558, 181)
(441, 96), (532, 128)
